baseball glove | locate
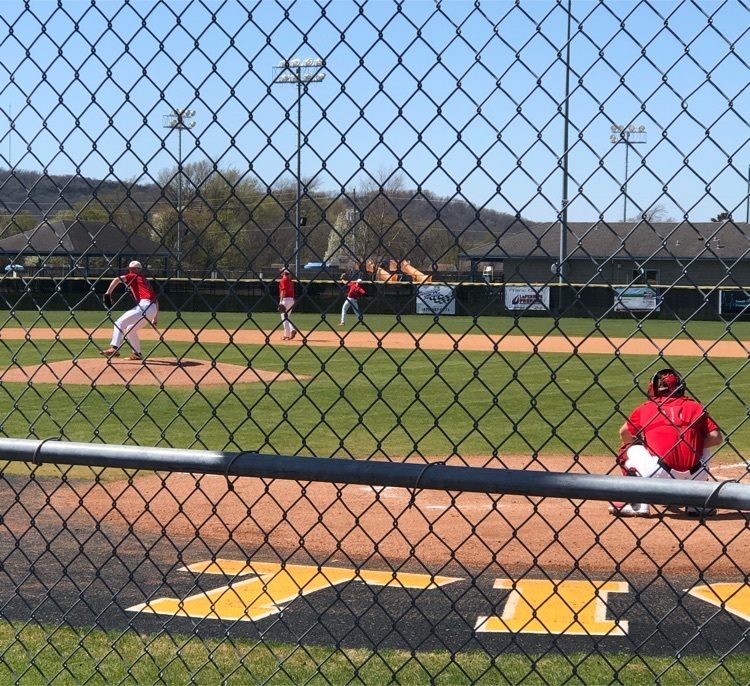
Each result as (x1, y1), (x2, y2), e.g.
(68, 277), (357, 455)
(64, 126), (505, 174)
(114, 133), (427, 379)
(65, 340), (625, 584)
(277, 303), (286, 313)
(103, 293), (113, 309)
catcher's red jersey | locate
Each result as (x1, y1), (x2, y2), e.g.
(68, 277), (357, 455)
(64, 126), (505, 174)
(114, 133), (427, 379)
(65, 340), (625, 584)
(626, 396), (719, 472)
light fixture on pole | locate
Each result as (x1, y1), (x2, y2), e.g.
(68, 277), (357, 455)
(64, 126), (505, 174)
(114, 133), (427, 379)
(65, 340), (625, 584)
(610, 124), (647, 222)
(558, 0), (573, 288)
(163, 108), (196, 276)
(272, 58), (326, 274)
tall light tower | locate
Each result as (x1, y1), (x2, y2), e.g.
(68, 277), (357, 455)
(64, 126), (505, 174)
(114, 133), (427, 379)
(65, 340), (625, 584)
(610, 124), (647, 222)
(272, 58), (326, 274)
(163, 108), (196, 276)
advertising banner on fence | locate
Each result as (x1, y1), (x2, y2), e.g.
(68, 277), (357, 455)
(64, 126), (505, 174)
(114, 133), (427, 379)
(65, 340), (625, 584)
(504, 285), (550, 311)
(416, 284), (456, 315)
(614, 286), (661, 312)
(720, 291), (750, 315)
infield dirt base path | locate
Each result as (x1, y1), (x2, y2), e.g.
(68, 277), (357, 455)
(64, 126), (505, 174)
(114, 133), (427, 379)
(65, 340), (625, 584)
(39, 455), (749, 577)
(3, 326), (747, 388)
(1, 325), (748, 357)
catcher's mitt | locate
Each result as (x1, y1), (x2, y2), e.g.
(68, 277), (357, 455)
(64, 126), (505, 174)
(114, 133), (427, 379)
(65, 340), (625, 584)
(103, 293), (113, 309)
(277, 303), (286, 313)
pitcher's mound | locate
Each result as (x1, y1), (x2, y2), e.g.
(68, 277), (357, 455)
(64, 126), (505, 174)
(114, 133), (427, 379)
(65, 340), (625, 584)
(1, 358), (305, 387)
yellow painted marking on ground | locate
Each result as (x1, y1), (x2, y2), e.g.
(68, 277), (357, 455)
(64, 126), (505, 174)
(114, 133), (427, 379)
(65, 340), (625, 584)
(182, 559), (461, 589)
(476, 578), (629, 635)
(180, 560), (279, 576)
(689, 584), (750, 622)
(129, 560), (461, 621)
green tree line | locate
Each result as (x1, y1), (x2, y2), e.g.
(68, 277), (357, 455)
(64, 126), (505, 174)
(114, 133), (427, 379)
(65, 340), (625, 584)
(0, 164), (517, 276)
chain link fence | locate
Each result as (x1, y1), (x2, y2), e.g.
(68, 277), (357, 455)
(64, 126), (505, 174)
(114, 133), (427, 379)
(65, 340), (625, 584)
(1, 1), (750, 683)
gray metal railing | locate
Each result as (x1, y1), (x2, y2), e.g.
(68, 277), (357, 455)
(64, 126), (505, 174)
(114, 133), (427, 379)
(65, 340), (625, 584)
(3, 438), (748, 512)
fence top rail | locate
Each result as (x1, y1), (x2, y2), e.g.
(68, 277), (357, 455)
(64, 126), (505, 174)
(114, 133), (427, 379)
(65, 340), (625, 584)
(0, 438), (747, 512)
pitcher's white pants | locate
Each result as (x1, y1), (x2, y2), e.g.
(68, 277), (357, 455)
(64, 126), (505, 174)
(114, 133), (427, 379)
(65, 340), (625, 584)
(111, 299), (157, 354)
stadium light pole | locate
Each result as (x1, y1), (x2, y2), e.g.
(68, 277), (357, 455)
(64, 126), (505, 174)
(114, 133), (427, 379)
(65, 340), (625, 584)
(559, 0), (573, 287)
(272, 58), (326, 274)
(163, 108), (196, 276)
(610, 124), (647, 222)
(7, 102), (11, 167)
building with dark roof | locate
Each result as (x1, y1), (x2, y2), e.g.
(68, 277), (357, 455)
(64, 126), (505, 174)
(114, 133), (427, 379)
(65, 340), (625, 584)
(0, 220), (171, 276)
(460, 221), (750, 286)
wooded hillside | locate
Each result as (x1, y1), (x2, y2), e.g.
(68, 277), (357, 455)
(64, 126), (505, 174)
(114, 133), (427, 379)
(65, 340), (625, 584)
(0, 166), (525, 274)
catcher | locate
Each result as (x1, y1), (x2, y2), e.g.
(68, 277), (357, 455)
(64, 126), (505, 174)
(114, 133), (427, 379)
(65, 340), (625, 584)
(100, 261), (159, 361)
(611, 367), (723, 518)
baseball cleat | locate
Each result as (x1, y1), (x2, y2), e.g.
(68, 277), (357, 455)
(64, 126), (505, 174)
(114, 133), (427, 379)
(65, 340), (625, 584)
(608, 503), (650, 517)
(100, 347), (120, 358)
(129, 352), (143, 361)
(685, 506), (717, 517)
(281, 336), (290, 340)
(290, 330), (297, 339)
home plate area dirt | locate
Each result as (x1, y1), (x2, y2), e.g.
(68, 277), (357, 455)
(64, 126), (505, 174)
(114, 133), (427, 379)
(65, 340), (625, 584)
(0, 358), (304, 387)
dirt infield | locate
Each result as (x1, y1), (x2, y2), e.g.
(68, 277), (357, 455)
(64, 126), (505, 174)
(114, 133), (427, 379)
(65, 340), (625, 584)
(2, 324), (745, 387)
(40, 454), (749, 577)
(1, 325), (748, 358)
(0, 357), (305, 386)
(2, 325), (747, 577)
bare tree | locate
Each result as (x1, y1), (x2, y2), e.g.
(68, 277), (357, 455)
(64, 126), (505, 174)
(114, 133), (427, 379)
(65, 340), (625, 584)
(711, 211), (732, 222)
(628, 203), (674, 222)
(348, 170), (415, 275)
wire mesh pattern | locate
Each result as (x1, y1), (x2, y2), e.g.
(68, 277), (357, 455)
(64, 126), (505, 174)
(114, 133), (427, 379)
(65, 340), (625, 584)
(0, 0), (749, 682)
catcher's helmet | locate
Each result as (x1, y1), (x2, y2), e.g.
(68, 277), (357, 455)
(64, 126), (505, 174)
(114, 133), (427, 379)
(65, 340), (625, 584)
(648, 368), (685, 398)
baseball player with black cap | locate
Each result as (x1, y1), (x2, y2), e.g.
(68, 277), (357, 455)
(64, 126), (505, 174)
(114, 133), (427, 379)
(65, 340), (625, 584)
(100, 261), (159, 361)
(611, 367), (723, 517)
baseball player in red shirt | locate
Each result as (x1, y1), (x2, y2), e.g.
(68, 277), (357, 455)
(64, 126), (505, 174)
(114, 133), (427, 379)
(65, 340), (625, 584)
(278, 268), (297, 340)
(611, 367), (723, 518)
(340, 278), (366, 325)
(100, 261), (159, 361)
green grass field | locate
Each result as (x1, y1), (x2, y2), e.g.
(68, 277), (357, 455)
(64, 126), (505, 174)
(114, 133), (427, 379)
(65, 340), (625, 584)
(1, 311), (748, 461)
(1, 311), (749, 682)
(1, 622), (748, 685)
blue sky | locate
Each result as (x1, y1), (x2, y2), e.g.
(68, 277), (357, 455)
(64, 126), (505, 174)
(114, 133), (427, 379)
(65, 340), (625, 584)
(0, 0), (749, 223)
